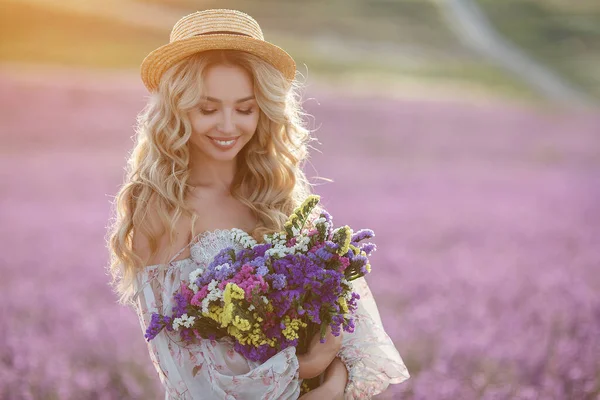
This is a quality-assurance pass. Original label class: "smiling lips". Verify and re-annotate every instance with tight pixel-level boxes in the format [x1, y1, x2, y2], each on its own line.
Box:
[208, 136, 240, 150]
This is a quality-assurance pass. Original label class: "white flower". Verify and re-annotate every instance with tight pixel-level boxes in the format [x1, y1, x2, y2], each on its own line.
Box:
[261, 296, 268, 304]
[231, 228, 257, 249]
[293, 235, 311, 253]
[248, 304, 255, 311]
[189, 268, 202, 282]
[265, 244, 293, 258]
[208, 280, 219, 291]
[314, 217, 326, 225]
[172, 313, 196, 331]
[188, 268, 204, 293]
[201, 297, 211, 314]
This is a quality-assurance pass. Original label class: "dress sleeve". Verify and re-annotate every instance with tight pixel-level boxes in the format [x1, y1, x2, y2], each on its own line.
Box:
[131, 263, 301, 400]
[337, 277, 410, 399]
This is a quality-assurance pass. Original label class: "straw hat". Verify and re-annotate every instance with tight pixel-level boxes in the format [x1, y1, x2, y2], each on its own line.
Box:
[140, 9, 297, 92]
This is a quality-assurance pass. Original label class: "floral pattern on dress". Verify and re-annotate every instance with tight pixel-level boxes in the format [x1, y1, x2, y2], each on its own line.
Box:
[337, 277, 410, 399]
[130, 229, 409, 399]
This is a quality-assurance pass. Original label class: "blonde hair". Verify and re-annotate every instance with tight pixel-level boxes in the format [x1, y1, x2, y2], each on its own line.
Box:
[107, 50, 317, 305]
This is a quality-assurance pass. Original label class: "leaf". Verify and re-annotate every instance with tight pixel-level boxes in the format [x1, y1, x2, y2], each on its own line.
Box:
[320, 322, 328, 341]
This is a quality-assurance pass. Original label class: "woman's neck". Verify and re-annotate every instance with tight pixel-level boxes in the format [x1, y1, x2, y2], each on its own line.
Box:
[187, 155, 237, 194]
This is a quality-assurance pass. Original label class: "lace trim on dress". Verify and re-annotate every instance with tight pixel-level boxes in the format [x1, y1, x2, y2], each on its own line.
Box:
[143, 228, 240, 269]
[189, 228, 242, 267]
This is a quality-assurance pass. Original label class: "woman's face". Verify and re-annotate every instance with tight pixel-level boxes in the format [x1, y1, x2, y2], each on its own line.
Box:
[188, 63, 260, 162]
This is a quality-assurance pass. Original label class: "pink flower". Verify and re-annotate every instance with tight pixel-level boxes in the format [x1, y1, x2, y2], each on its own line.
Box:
[309, 243, 326, 253]
[191, 285, 209, 306]
[337, 256, 350, 272]
[180, 282, 195, 302]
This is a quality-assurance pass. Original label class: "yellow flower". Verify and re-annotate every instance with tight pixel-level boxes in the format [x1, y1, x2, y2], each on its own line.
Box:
[338, 296, 349, 313]
[204, 304, 224, 324]
[227, 325, 240, 338]
[335, 226, 351, 255]
[220, 302, 235, 328]
[223, 283, 245, 304]
[232, 315, 251, 332]
[301, 381, 312, 395]
[281, 316, 308, 341]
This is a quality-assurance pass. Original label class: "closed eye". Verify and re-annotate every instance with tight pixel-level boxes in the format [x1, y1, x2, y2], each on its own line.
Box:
[238, 108, 254, 115]
[200, 109, 217, 115]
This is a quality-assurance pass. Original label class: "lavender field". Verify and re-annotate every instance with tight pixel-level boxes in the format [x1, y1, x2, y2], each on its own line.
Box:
[1, 68, 599, 399]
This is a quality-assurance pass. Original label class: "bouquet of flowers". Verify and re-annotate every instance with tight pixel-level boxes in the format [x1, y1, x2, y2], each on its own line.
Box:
[144, 195, 376, 384]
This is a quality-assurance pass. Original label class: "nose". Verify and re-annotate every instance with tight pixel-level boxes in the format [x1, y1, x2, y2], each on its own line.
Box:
[218, 110, 236, 135]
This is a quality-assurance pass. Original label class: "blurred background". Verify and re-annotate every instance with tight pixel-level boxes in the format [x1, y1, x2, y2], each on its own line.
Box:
[1, 0, 599, 399]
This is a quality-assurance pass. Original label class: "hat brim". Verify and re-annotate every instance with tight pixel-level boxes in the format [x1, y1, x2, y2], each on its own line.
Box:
[140, 34, 296, 92]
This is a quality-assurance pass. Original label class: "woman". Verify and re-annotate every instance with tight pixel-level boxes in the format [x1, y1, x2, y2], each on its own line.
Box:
[108, 9, 409, 399]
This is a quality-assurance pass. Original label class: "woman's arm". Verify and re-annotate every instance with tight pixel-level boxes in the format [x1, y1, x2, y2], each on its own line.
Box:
[297, 326, 343, 379]
[335, 277, 410, 399]
[299, 357, 348, 400]
[322, 357, 349, 399]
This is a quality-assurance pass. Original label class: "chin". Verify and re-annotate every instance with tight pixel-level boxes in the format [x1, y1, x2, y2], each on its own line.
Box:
[207, 150, 242, 162]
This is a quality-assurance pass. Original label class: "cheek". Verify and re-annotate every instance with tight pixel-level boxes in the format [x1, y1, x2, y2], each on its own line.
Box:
[190, 114, 214, 134]
[242, 114, 260, 134]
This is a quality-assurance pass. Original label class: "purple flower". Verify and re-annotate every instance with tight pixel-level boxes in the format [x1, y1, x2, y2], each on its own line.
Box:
[315, 246, 335, 261]
[145, 313, 172, 341]
[251, 243, 272, 257]
[351, 229, 375, 244]
[213, 263, 235, 282]
[343, 318, 355, 334]
[347, 292, 361, 313]
[256, 265, 269, 276]
[234, 342, 279, 363]
[172, 293, 188, 318]
[270, 274, 287, 290]
[360, 242, 377, 255]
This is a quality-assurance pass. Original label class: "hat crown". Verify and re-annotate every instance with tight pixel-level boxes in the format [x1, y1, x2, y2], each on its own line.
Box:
[170, 9, 264, 43]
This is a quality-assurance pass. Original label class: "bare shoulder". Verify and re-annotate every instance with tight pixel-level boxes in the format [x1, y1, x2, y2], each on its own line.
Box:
[131, 197, 192, 267]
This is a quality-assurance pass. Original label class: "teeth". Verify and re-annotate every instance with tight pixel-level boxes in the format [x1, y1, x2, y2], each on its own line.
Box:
[213, 139, 236, 146]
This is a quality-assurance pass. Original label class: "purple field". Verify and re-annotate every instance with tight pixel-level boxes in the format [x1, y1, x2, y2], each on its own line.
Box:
[1, 69, 599, 399]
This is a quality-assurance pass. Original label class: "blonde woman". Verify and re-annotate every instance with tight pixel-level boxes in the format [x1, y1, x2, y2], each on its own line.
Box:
[107, 9, 409, 400]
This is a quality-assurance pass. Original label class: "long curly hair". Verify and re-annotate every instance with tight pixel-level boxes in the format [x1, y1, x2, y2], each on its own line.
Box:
[107, 50, 318, 304]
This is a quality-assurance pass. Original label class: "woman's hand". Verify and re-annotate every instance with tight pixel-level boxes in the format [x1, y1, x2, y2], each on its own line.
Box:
[307, 325, 343, 356]
[297, 326, 343, 379]
[299, 357, 348, 400]
[321, 357, 348, 399]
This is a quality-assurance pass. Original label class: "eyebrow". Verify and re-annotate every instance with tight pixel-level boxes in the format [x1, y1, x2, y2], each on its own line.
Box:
[202, 95, 255, 103]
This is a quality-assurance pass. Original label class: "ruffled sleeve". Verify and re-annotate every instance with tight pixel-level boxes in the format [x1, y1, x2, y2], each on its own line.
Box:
[131, 261, 301, 400]
[337, 277, 410, 399]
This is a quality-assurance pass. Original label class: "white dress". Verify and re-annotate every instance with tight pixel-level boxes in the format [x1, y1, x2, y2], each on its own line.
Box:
[131, 229, 410, 399]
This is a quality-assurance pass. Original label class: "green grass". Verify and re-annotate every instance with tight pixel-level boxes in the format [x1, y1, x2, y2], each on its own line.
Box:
[139, 0, 460, 49]
[138, 0, 539, 100]
[0, 0, 539, 102]
[477, 0, 600, 100]
[270, 31, 540, 101]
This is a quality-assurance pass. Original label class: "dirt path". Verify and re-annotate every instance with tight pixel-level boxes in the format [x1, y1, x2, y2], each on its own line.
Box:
[440, 0, 595, 107]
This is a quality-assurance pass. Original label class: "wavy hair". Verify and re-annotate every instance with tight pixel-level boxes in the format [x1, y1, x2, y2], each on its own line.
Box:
[107, 50, 318, 304]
